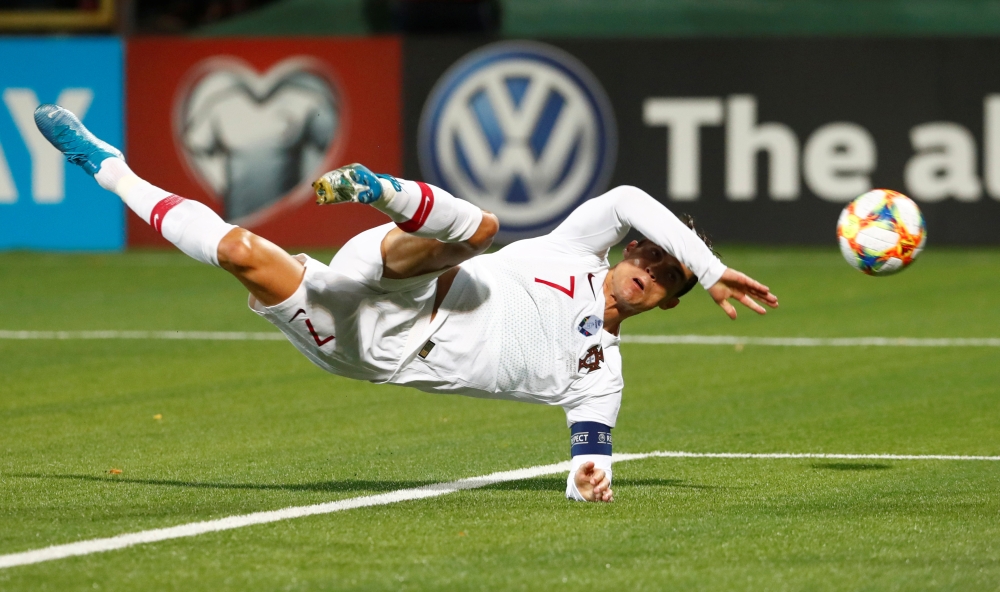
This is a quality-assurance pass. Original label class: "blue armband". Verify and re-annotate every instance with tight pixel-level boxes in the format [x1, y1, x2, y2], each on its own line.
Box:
[570, 422, 612, 456]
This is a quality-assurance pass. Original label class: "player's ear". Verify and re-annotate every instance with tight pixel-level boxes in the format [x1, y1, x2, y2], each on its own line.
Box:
[622, 240, 639, 257]
[658, 297, 680, 310]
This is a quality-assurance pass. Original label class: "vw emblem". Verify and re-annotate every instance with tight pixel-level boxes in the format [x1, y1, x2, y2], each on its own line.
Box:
[174, 56, 343, 225]
[419, 41, 617, 239]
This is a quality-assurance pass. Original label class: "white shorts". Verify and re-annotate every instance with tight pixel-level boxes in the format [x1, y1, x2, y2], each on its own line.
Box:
[249, 224, 620, 428]
[249, 223, 444, 382]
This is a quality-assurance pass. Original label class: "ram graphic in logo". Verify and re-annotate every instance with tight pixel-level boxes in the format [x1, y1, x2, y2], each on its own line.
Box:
[419, 42, 617, 240]
[174, 57, 343, 225]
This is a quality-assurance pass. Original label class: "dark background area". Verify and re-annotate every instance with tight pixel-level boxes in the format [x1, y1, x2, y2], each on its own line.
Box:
[405, 38, 1000, 244]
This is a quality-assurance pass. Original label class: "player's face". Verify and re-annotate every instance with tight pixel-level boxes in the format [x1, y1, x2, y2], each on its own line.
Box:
[611, 240, 695, 313]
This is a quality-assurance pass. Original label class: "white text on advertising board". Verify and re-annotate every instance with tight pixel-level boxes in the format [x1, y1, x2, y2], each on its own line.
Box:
[645, 94, 1000, 203]
[0, 88, 93, 205]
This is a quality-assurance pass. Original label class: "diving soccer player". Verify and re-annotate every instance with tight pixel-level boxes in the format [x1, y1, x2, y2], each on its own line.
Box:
[34, 104, 778, 503]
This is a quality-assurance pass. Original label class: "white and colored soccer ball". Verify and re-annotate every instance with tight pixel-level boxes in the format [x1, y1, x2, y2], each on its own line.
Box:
[836, 189, 926, 276]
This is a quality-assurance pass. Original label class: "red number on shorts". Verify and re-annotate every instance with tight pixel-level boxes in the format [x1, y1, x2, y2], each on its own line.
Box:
[290, 309, 334, 346]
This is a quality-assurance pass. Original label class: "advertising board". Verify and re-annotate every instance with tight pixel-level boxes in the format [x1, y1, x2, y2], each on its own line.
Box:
[126, 37, 401, 248]
[0, 37, 123, 251]
[405, 39, 1000, 244]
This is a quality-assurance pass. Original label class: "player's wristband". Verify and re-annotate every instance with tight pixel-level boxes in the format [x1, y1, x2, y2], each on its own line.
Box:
[570, 421, 612, 456]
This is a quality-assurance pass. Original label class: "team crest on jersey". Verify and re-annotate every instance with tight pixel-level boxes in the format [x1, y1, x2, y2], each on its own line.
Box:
[578, 344, 604, 373]
[577, 315, 603, 337]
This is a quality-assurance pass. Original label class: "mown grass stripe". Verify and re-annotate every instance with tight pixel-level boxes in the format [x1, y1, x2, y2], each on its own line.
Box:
[3, 450, 999, 570]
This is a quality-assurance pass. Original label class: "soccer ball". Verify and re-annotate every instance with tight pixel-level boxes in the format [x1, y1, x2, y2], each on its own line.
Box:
[836, 189, 926, 276]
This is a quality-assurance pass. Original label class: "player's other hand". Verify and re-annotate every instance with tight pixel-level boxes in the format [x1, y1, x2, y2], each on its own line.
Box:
[575, 461, 614, 503]
[708, 268, 779, 320]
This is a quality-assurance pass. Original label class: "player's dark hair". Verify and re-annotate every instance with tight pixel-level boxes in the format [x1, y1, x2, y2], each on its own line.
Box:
[679, 213, 718, 257]
[669, 214, 719, 299]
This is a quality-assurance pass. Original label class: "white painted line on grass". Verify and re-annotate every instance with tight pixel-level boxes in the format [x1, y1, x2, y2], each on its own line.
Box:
[0, 460, 568, 570]
[3, 450, 999, 570]
[2, 331, 1000, 347]
[620, 335, 1000, 347]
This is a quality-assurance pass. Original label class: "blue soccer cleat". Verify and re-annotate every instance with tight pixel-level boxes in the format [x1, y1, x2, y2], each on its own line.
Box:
[33, 103, 123, 176]
[312, 163, 400, 205]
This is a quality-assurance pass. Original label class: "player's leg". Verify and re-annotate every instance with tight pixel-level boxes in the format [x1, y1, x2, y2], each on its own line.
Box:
[34, 104, 303, 306]
[94, 157, 304, 305]
[215, 229, 304, 306]
[378, 215, 499, 280]
[314, 164, 499, 279]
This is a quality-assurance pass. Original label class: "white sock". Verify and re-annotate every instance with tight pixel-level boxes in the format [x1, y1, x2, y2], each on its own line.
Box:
[95, 158, 235, 267]
[370, 179, 483, 243]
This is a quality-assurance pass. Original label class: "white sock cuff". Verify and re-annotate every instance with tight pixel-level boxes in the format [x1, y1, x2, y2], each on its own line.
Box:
[372, 179, 418, 223]
[396, 181, 483, 243]
[93, 157, 134, 193]
[93, 159, 234, 267]
[439, 201, 483, 243]
[158, 199, 236, 267]
[121, 180, 171, 222]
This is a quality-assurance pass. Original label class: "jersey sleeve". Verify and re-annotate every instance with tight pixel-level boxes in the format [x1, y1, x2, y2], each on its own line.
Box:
[547, 186, 727, 290]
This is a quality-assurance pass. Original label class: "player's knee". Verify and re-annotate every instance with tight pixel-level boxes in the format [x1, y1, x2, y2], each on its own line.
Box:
[217, 228, 258, 272]
[482, 211, 499, 238]
[468, 211, 499, 250]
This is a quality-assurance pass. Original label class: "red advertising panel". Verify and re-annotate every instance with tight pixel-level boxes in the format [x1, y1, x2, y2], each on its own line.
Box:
[126, 37, 399, 248]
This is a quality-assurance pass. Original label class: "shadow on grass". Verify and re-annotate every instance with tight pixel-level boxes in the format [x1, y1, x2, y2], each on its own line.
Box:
[483, 477, 729, 492]
[11, 473, 437, 493]
[811, 463, 893, 471]
[13, 474, 729, 494]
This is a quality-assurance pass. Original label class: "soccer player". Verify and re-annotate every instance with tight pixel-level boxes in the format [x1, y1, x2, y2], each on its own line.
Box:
[34, 104, 777, 503]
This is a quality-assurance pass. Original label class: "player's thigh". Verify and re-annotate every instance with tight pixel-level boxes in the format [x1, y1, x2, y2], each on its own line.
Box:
[381, 212, 498, 279]
[380, 229, 454, 279]
[218, 228, 305, 306]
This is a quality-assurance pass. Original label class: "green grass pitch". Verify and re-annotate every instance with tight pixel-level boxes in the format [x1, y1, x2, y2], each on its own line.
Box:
[1, 246, 999, 591]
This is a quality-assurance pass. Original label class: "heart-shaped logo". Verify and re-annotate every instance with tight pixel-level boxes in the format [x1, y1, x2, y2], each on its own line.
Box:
[174, 56, 344, 225]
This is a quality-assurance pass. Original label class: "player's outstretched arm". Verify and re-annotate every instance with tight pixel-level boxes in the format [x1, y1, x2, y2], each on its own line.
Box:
[550, 186, 728, 288]
[566, 422, 615, 502]
[707, 268, 779, 320]
[573, 461, 614, 503]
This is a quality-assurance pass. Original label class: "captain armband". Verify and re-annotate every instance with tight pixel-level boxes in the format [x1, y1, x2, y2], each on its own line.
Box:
[570, 421, 613, 456]
[566, 422, 614, 501]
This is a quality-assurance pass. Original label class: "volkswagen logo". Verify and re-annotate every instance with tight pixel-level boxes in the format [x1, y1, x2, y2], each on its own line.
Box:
[419, 41, 617, 239]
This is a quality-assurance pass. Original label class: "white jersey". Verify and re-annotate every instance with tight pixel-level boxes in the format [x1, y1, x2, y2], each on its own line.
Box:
[389, 185, 727, 426]
[390, 242, 624, 425]
[251, 186, 726, 427]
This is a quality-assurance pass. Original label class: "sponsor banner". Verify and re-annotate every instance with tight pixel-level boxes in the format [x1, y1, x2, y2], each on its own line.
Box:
[405, 39, 1000, 244]
[408, 40, 617, 242]
[126, 38, 400, 248]
[0, 38, 123, 251]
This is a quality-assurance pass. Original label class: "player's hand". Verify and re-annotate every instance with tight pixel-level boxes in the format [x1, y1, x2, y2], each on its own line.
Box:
[574, 461, 614, 503]
[708, 268, 779, 320]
